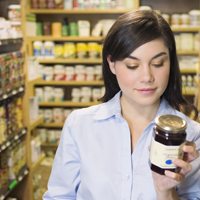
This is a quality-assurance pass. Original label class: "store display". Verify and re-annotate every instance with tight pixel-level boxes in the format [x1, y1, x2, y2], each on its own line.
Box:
[0, 0, 199, 199]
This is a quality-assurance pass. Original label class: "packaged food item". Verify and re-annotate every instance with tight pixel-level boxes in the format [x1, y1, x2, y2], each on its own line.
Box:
[8, 4, 21, 21]
[171, 14, 181, 26]
[54, 65, 66, 80]
[54, 44, 64, 58]
[44, 41, 55, 58]
[76, 43, 88, 58]
[63, 42, 76, 58]
[189, 10, 200, 26]
[150, 114, 187, 175]
[33, 41, 43, 57]
[52, 22, 62, 37]
[78, 20, 90, 36]
[88, 42, 99, 58]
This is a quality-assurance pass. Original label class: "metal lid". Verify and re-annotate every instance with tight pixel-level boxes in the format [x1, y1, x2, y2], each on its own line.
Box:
[155, 114, 187, 133]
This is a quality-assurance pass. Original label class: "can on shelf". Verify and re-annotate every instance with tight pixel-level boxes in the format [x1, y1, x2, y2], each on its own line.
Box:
[150, 114, 187, 175]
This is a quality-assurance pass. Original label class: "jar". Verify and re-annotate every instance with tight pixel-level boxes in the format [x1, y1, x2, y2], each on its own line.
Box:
[189, 10, 200, 26]
[150, 114, 187, 175]
[52, 22, 62, 37]
[33, 41, 43, 57]
[44, 41, 55, 58]
[171, 14, 181, 26]
[8, 4, 21, 21]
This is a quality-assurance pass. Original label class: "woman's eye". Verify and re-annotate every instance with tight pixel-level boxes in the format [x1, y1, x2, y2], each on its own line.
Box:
[152, 62, 164, 67]
[126, 65, 138, 69]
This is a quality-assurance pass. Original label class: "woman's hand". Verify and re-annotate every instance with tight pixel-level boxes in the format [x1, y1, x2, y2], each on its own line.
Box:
[152, 142, 199, 200]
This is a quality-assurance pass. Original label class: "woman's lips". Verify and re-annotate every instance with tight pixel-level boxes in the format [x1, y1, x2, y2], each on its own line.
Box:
[136, 88, 156, 94]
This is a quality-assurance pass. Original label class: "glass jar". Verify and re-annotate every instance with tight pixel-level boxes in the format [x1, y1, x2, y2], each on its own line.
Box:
[150, 114, 187, 175]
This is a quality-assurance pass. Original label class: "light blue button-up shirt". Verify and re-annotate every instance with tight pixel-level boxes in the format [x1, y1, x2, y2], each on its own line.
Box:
[43, 92, 200, 200]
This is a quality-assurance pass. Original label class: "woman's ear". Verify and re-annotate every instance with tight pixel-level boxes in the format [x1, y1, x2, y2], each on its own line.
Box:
[107, 55, 116, 74]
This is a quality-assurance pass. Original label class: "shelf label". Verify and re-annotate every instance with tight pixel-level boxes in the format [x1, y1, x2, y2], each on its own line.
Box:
[12, 90, 17, 95]
[18, 176, 22, 181]
[0, 195, 5, 200]
[1, 144, 6, 151]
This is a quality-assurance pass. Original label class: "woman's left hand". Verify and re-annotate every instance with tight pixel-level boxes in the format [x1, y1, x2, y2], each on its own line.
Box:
[152, 142, 199, 198]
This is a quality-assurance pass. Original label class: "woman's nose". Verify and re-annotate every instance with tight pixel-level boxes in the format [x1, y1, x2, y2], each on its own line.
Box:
[141, 66, 154, 83]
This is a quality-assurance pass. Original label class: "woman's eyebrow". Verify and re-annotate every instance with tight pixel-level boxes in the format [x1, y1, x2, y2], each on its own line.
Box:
[128, 52, 168, 61]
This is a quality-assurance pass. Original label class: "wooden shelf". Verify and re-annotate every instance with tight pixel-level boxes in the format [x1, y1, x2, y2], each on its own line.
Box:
[37, 58, 102, 64]
[0, 128, 27, 153]
[180, 68, 197, 73]
[39, 123, 63, 128]
[0, 166, 29, 200]
[28, 8, 130, 14]
[27, 77, 42, 86]
[172, 26, 200, 32]
[34, 79, 104, 86]
[41, 143, 58, 149]
[182, 88, 196, 95]
[31, 154, 45, 173]
[29, 116, 43, 131]
[39, 101, 100, 107]
[177, 50, 199, 55]
[27, 36, 104, 42]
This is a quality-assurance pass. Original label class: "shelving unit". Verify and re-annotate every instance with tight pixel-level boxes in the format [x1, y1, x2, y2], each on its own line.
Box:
[0, 0, 30, 199]
[9, 0, 199, 199]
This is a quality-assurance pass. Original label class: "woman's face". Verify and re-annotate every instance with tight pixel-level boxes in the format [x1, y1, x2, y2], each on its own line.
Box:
[108, 38, 170, 108]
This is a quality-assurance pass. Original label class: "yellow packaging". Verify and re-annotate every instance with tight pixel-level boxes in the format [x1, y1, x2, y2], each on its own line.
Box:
[54, 44, 64, 58]
[64, 42, 76, 58]
[88, 42, 99, 58]
[76, 43, 88, 58]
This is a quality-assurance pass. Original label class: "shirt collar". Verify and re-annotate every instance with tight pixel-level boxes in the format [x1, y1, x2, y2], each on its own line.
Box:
[94, 92, 122, 120]
[94, 92, 175, 121]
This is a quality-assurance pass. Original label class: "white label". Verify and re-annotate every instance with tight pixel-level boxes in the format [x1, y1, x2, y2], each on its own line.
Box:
[150, 138, 182, 169]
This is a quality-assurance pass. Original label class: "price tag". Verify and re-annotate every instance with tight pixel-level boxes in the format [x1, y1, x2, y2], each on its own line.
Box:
[6, 141, 11, 147]
[3, 94, 7, 99]
[0, 195, 5, 200]
[15, 135, 19, 140]
[12, 90, 17, 95]
[18, 176, 22, 181]
[1, 144, 6, 151]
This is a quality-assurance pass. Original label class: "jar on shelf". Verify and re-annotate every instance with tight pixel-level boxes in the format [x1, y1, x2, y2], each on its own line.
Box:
[8, 4, 21, 21]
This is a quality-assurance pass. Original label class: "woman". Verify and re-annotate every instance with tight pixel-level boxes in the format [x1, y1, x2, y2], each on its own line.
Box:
[43, 10, 200, 200]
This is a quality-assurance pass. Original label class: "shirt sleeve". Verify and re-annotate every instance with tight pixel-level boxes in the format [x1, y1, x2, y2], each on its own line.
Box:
[43, 112, 81, 200]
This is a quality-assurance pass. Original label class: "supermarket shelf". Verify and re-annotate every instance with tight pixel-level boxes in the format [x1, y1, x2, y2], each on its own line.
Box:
[29, 116, 43, 131]
[39, 122, 63, 128]
[31, 154, 45, 173]
[0, 128, 27, 153]
[0, 87, 24, 104]
[180, 68, 197, 74]
[27, 77, 42, 86]
[172, 26, 200, 32]
[28, 8, 130, 14]
[182, 88, 196, 95]
[177, 50, 199, 55]
[0, 38, 23, 54]
[27, 36, 104, 42]
[34, 79, 104, 86]
[37, 58, 102, 64]
[0, 166, 29, 200]
[41, 143, 58, 149]
[39, 101, 100, 107]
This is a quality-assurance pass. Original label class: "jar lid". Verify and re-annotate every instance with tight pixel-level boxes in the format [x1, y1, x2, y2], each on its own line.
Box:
[155, 114, 187, 133]
[8, 4, 21, 9]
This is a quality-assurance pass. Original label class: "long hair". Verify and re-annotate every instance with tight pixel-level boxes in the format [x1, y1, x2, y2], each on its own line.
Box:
[101, 10, 197, 119]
